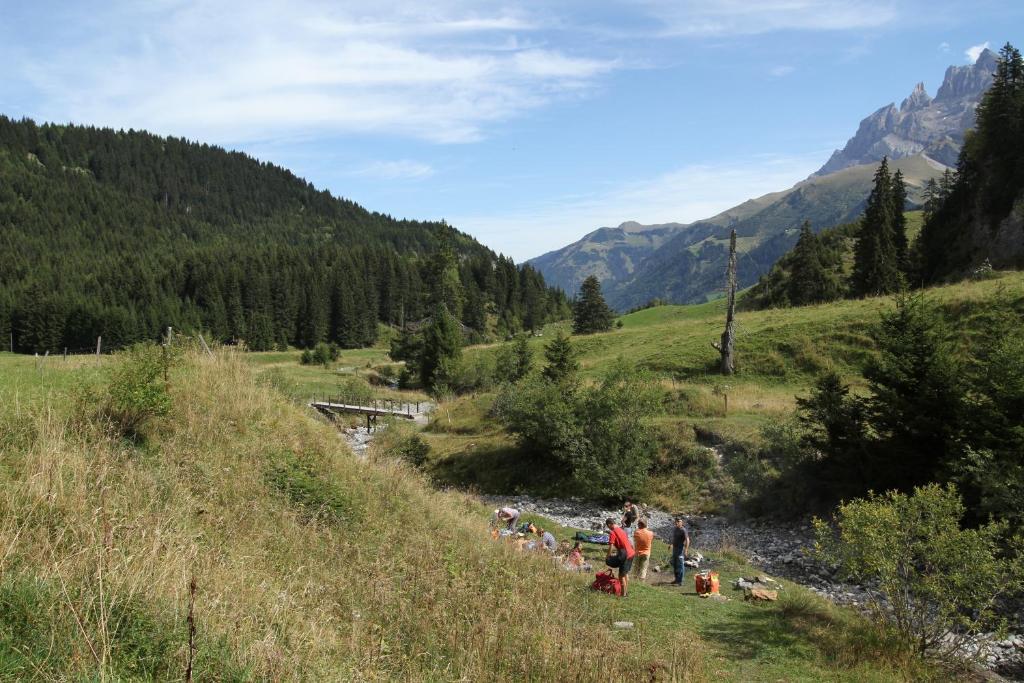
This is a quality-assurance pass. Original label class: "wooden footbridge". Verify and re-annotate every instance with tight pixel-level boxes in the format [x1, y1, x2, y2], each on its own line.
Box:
[309, 395, 429, 430]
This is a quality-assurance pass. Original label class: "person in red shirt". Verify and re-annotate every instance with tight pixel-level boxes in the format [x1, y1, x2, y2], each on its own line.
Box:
[604, 517, 635, 596]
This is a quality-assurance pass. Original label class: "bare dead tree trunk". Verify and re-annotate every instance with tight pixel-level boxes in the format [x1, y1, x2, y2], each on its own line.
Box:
[711, 229, 737, 375]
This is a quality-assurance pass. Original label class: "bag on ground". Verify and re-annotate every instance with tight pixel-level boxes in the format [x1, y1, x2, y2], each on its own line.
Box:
[695, 570, 720, 596]
[591, 570, 623, 596]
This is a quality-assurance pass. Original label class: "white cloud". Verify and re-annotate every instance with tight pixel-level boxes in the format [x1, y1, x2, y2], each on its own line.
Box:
[16, 0, 618, 145]
[938, 41, 950, 53]
[632, 0, 898, 37]
[769, 65, 795, 77]
[965, 41, 990, 63]
[452, 151, 826, 261]
[354, 160, 435, 180]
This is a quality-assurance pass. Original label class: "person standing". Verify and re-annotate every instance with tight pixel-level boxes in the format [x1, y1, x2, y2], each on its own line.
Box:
[605, 517, 635, 596]
[621, 501, 638, 542]
[494, 507, 520, 531]
[669, 518, 690, 587]
[632, 519, 654, 581]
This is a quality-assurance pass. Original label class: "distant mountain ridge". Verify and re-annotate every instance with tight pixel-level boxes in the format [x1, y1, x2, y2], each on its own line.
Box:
[814, 48, 997, 174]
[528, 50, 997, 308]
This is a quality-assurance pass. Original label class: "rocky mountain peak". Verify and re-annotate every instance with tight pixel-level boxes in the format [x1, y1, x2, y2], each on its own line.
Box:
[900, 82, 932, 112]
[813, 50, 997, 176]
[935, 47, 998, 102]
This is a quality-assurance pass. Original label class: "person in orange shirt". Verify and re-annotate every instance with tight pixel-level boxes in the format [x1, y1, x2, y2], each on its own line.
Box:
[632, 519, 655, 581]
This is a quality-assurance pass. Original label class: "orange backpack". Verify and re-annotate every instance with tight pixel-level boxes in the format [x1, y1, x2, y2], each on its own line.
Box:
[695, 571, 720, 596]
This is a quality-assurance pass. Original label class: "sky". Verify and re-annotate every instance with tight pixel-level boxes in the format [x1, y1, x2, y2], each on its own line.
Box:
[0, 1, 1019, 262]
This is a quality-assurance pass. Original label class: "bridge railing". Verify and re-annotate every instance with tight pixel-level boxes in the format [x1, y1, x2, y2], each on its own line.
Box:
[311, 394, 421, 416]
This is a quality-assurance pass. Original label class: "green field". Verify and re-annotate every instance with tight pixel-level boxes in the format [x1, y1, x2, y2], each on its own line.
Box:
[0, 347, 945, 681]
[428, 271, 1024, 508]
[81, 270, 1020, 512]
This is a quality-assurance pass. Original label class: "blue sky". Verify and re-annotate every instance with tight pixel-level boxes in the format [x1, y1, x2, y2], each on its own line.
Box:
[0, 1, 1019, 261]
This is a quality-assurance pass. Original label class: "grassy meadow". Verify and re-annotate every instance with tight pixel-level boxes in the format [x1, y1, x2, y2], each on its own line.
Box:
[234, 270, 1024, 511]
[424, 270, 1024, 509]
[0, 348, 945, 681]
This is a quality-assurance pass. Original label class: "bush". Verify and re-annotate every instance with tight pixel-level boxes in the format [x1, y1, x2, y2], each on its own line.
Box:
[813, 484, 1024, 664]
[390, 434, 431, 468]
[300, 342, 341, 367]
[99, 343, 175, 437]
[336, 376, 374, 405]
[493, 360, 662, 499]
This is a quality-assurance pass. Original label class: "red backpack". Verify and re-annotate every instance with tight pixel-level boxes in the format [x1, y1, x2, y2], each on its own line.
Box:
[591, 570, 623, 596]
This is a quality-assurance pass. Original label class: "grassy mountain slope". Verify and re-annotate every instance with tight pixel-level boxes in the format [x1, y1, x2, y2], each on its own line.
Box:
[0, 349, 940, 681]
[607, 154, 945, 310]
[0, 350, 658, 680]
[422, 271, 1024, 509]
[527, 221, 685, 297]
[527, 154, 944, 309]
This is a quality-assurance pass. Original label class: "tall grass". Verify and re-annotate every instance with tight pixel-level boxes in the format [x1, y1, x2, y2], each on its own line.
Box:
[0, 350, 684, 681]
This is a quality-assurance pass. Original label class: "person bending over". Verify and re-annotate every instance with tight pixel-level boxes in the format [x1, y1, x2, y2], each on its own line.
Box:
[605, 517, 635, 597]
[494, 507, 520, 531]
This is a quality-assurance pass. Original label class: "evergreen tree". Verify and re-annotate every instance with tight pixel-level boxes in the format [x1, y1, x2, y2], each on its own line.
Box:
[541, 331, 579, 385]
[921, 177, 942, 220]
[787, 221, 842, 306]
[852, 157, 903, 297]
[425, 239, 464, 322]
[918, 43, 1024, 281]
[864, 294, 966, 491]
[419, 304, 462, 392]
[496, 334, 533, 383]
[572, 276, 614, 334]
[890, 169, 909, 270]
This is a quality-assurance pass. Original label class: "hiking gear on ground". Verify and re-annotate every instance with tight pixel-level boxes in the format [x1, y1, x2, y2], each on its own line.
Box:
[591, 570, 623, 596]
[695, 571, 720, 596]
[574, 531, 609, 544]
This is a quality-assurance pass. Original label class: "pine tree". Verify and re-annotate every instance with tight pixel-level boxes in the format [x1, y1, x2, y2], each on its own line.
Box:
[572, 276, 614, 334]
[921, 178, 942, 220]
[542, 331, 579, 385]
[419, 303, 462, 392]
[890, 169, 909, 271]
[496, 333, 534, 383]
[425, 240, 464, 322]
[852, 157, 902, 297]
[787, 221, 839, 306]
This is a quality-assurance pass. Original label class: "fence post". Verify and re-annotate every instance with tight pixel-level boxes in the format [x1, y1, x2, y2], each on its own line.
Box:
[96, 336, 102, 360]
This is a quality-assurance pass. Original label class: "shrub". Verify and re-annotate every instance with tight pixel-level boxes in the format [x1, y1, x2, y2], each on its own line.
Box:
[336, 376, 374, 405]
[99, 343, 174, 437]
[390, 434, 431, 468]
[300, 342, 341, 367]
[494, 335, 533, 383]
[493, 360, 662, 499]
[813, 484, 1024, 664]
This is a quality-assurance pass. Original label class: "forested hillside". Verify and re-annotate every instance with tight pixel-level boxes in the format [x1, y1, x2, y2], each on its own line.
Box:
[919, 43, 1024, 280]
[0, 117, 568, 353]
